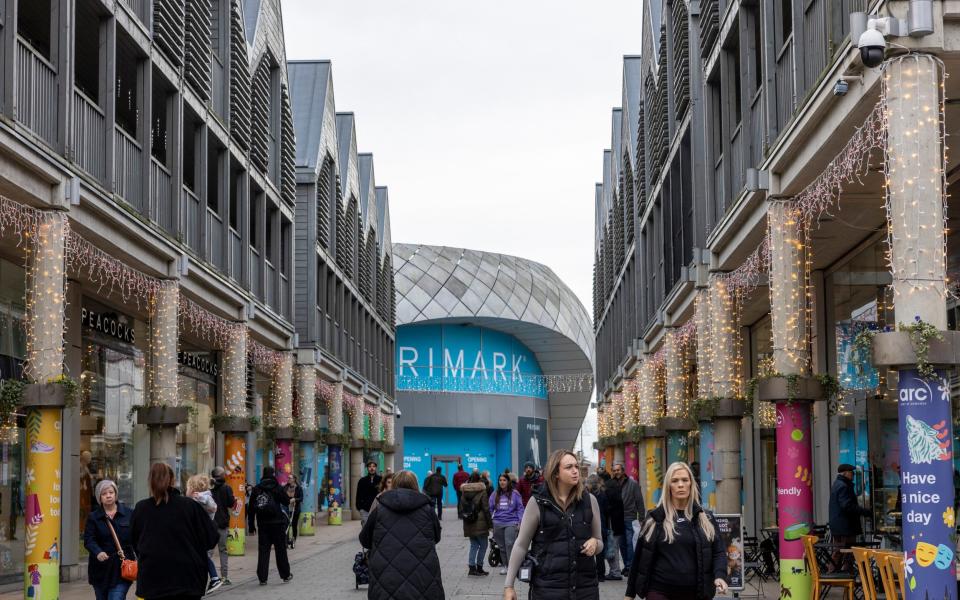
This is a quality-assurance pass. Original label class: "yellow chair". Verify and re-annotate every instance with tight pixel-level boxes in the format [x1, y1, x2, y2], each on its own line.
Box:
[852, 547, 881, 600]
[802, 534, 855, 600]
[886, 553, 906, 599]
[875, 550, 898, 600]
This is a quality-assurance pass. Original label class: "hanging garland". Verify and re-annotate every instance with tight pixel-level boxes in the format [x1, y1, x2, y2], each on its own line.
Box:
[179, 294, 244, 349]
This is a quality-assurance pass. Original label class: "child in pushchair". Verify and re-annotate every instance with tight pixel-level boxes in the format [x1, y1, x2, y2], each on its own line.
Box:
[487, 535, 503, 569]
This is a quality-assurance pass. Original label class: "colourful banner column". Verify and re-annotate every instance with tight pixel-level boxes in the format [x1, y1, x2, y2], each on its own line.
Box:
[275, 439, 293, 485]
[666, 431, 688, 465]
[224, 434, 247, 556]
[299, 442, 316, 536]
[24, 408, 61, 600]
[775, 402, 813, 600]
[318, 447, 328, 510]
[643, 438, 664, 506]
[604, 447, 614, 475]
[327, 444, 344, 525]
[698, 421, 717, 511]
[898, 369, 956, 598]
[624, 442, 639, 481]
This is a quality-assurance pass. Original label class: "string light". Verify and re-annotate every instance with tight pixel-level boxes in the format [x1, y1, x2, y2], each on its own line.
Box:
[768, 200, 811, 375]
[25, 212, 66, 382]
[609, 392, 623, 433]
[221, 324, 248, 417]
[709, 277, 742, 399]
[383, 412, 395, 445]
[318, 380, 345, 435]
[148, 280, 179, 406]
[296, 364, 318, 431]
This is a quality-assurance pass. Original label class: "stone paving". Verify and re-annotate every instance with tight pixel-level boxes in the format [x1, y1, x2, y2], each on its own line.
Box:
[0, 510, 793, 599]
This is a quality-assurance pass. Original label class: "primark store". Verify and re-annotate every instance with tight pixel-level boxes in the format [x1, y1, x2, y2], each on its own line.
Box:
[392, 244, 594, 504]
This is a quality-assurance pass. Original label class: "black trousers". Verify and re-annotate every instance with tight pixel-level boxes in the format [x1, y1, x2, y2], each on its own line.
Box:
[257, 522, 291, 583]
[290, 510, 301, 541]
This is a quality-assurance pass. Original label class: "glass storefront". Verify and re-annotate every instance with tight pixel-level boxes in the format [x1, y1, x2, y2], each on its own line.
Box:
[78, 299, 150, 557]
[176, 350, 219, 491]
[0, 257, 25, 582]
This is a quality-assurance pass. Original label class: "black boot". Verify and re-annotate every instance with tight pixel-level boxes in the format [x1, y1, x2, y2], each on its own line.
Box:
[477, 563, 489, 576]
[468, 566, 478, 576]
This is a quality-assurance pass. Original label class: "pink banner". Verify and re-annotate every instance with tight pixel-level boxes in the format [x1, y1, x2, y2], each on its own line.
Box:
[624, 442, 639, 480]
[275, 439, 293, 485]
[776, 402, 813, 599]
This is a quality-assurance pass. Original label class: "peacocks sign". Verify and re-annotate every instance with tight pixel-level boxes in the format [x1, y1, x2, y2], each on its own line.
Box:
[897, 369, 955, 598]
[396, 324, 547, 399]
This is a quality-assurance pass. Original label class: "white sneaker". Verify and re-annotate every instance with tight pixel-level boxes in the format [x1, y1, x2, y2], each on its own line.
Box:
[499, 568, 507, 575]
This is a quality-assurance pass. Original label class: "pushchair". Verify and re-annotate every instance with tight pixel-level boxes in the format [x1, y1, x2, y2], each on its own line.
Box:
[487, 536, 503, 568]
[353, 550, 370, 588]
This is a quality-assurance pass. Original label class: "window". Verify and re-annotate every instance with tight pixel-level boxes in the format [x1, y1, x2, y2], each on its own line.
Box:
[249, 194, 260, 250]
[229, 167, 242, 231]
[18, 0, 52, 58]
[74, 0, 102, 103]
[116, 33, 142, 138]
[151, 71, 173, 164]
[777, 0, 793, 49]
[207, 143, 222, 215]
[265, 205, 277, 263]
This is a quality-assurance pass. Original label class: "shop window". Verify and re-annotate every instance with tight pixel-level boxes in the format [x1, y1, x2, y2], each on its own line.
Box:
[0, 258, 26, 583]
[78, 300, 149, 560]
[176, 350, 219, 491]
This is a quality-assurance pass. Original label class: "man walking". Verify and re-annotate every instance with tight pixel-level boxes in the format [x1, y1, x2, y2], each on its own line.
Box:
[515, 462, 543, 508]
[210, 467, 236, 585]
[612, 462, 644, 575]
[829, 463, 870, 572]
[356, 460, 382, 526]
[248, 466, 293, 585]
[423, 466, 448, 519]
[453, 463, 469, 518]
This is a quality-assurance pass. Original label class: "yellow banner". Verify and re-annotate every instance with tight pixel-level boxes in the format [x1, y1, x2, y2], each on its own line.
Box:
[24, 408, 61, 600]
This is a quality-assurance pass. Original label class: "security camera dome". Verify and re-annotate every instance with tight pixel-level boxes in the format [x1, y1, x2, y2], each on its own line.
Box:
[858, 28, 886, 68]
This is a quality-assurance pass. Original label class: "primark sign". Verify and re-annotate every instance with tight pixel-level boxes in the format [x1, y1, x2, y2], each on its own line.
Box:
[396, 324, 547, 399]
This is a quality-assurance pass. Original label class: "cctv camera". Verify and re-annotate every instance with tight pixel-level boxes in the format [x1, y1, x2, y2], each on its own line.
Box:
[833, 79, 849, 96]
[858, 28, 886, 68]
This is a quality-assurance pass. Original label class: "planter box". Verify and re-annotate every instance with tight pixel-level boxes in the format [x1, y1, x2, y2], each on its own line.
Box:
[871, 330, 960, 369]
[22, 383, 66, 409]
[714, 398, 747, 417]
[298, 430, 317, 443]
[271, 427, 295, 439]
[322, 433, 349, 446]
[381, 444, 397, 454]
[661, 416, 694, 431]
[212, 416, 252, 433]
[137, 406, 190, 426]
[756, 377, 823, 403]
[637, 425, 665, 439]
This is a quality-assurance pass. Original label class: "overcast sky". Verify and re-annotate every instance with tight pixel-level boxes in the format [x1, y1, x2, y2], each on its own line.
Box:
[282, 0, 643, 455]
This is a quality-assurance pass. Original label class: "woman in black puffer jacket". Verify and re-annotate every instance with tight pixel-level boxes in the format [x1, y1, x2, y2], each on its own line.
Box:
[359, 470, 444, 599]
[624, 461, 728, 600]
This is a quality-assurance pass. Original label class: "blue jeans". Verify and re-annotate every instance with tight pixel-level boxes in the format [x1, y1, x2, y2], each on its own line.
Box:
[432, 494, 443, 519]
[620, 518, 635, 570]
[207, 555, 219, 579]
[469, 534, 488, 567]
[93, 582, 131, 600]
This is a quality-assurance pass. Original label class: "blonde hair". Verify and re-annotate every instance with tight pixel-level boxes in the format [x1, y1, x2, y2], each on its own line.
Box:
[393, 470, 419, 491]
[543, 449, 583, 509]
[186, 474, 211, 494]
[644, 461, 715, 544]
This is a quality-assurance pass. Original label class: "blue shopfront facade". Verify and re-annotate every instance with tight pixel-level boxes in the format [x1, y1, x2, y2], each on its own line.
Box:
[395, 324, 550, 502]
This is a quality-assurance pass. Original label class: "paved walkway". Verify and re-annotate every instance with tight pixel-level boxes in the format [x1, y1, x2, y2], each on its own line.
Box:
[0, 511, 794, 599]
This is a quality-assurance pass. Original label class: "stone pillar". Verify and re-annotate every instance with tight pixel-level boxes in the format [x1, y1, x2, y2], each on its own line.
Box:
[147, 281, 182, 466]
[350, 445, 364, 520]
[663, 331, 691, 465]
[23, 213, 66, 600]
[694, 290, 717, 509]
[884, 54, 954, 599]
[273, 352, 294, 484]
[709, 279, 743, 515]
[217, 325, 249, 555]
[767, 199, 813, 600]
[296, 363, 317, 535]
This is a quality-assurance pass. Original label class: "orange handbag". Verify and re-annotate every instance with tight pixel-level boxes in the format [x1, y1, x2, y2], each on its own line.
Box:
[106, 518, 138, 582]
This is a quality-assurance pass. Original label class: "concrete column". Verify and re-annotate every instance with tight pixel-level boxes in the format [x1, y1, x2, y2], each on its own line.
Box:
[768, 199, 813, 600]
[350, 447, 364, 520]
[219, 325, 249, 555]
[885, 54, 953, 599]
[24, 213, 67, 600]
[709, 279, 742, 514]
[273, 352, 294, 485]
[384, 452, 396, 473]
[222, 326, 247, 416]
[148, 281, 180, 464]
[297, 363, 317, 431]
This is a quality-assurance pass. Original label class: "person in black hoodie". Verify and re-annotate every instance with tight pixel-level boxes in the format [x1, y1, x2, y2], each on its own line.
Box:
[359, 470, 444, 600]
[210, 467, 236, 584]
[248, 466, 293, 585]
[624, 461, 728, 600]
[131, 463, 219, 600]
[356, 460, 382, 526]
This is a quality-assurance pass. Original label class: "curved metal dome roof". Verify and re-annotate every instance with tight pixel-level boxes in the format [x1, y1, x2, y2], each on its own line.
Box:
[393, 243, 595, 450]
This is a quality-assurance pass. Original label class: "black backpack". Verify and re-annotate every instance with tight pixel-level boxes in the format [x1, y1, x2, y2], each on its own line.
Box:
[461, 495, 479, 523]
[252, 485, 282, 521]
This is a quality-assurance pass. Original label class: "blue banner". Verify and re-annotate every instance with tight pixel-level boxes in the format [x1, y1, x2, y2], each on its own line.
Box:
[898, 369, 956, 599]
[396, 324, 547, 398]
[698, 422, 716, 511]
[327, 444, 344, 507]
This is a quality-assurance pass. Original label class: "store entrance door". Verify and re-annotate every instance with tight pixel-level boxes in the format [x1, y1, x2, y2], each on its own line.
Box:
[432, 455, 461, 506]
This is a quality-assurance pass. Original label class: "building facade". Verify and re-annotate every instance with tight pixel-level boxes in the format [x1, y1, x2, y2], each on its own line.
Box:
[392, 244, 593, 502]
[0, 0, 395, 594]
[594, 0, 960, 596]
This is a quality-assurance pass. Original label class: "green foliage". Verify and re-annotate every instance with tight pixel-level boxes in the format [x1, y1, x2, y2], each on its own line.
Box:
[901, 318, 944, 381]
[0, 379, 25, 424]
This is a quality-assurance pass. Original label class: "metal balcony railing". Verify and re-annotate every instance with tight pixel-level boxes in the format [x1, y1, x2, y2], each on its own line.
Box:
[123, 0, 151, 28]
[16, 38, 58, 147]
[183, 186, 201, 250]
[775, 37, 796, 134]
[114, 126, 144, 211]
[72, 90, 106, 182]
[150, 158, 174, 234]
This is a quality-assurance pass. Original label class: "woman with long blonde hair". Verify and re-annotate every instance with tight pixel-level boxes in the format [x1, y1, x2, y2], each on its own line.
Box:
[503, 449, 603, 599]
[624, 461, 728, 600]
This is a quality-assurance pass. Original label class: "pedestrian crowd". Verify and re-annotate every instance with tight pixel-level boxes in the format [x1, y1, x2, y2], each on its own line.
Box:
[357, 452, 731, 600]
[82, 460, 312, 600]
